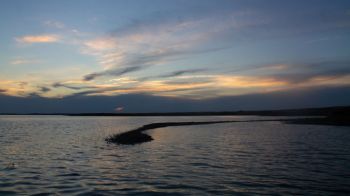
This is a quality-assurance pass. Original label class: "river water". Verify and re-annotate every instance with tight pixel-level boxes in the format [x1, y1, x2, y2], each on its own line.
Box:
[0, 115, 349, 195]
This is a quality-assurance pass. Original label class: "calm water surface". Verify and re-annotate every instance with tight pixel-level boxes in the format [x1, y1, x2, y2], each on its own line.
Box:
[0, 115, 349, 195]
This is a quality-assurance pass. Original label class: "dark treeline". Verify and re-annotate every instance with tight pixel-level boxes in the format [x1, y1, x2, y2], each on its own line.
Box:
[2, 106, 350, 117]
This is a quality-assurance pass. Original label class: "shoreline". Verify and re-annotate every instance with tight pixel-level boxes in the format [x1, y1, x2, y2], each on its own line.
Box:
[1, 106, 349, 117]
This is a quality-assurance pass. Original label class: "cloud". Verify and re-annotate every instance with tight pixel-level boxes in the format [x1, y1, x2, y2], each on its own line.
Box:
[54, 4, 350, 86]
[70, 73, 289, 98]
[44, 20, 65, 29]
[261, 60, 350, 84]
[83, 66, 144, 81]
[0, 80, 31, 96]
[64, 83, 210, 98]
[7, 5, 350, 99]
[80, 73, 98, 81]
[6, 57, 350, 99]
[79, 10, 254, 80]
[82, 43, 227, 81]
[83, 37, 116, 51]
[39, 86, 51, 93]
[138, 68, 208, 81]
[228, 63, 289, 74]
[53, 59, 350, 99]
[10, 57, 40, 65]
[159, 69, 208, 78]
[1, 85, 350, 113]
[15, 34, 60, 43]
[225, 59, 350, 86]
[52, 82, 95, 90]
[213, 75, 288, 88]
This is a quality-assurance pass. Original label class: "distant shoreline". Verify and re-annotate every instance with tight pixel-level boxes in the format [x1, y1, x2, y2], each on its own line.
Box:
[1, 105, 349, 145]
[1, 106, 349, 117]
[103, 106, 350, 145]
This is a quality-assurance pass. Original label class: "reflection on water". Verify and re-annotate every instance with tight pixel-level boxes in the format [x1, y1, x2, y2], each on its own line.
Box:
[0, 115, 349, 195]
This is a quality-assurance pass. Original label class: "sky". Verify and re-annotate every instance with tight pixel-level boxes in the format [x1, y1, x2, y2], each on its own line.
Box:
[0, 0, 350, 112]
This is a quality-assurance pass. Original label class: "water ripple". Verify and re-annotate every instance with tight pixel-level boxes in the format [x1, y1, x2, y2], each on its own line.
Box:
[0, 115, 349, 195]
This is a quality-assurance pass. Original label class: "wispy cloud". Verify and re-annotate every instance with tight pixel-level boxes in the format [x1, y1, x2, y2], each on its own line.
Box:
[83, 66, 145, 81]
[159, 69, 208, 78]
[0, 80, 35, 97]
[62, 74, 289, 98]
[83, 37, 116, 51]
[259, 60, 350, 84]
[39, 86, 51, 93]
[52, 82, 96, 90]
[139, 68, 208, 81]
[6, 4, 350, 99]
[10, 57, 40, 65]
[15, 34, 60, 44]
[79, 10, 261, 81]
[48, 58, 350, 99]
[44, 20, 65, 29]
[226, 59, 350, 85]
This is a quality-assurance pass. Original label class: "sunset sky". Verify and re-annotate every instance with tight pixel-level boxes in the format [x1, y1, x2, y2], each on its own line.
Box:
[1, 0, 350, 112]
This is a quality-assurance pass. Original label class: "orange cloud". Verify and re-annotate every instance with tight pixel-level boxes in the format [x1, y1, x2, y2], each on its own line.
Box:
[299, 75, 350, 87]
[214, 75, 288, 88]
[16, 34, 60, 43]
[0, 80, 33, 96]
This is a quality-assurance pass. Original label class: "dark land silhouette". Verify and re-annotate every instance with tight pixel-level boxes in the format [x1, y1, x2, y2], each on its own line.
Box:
[2, 105, 349, 145]
[71, 105, 350, 117]
[105, 107, 350, 145]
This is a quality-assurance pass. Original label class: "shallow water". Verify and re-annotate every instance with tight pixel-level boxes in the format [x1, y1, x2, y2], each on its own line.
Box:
[0, 115, 349, 195]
